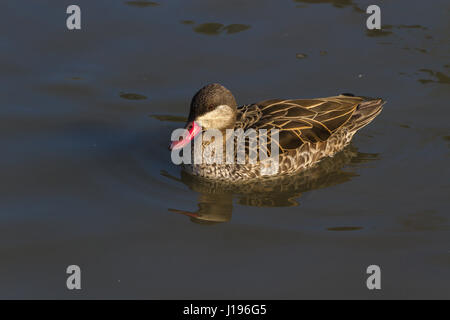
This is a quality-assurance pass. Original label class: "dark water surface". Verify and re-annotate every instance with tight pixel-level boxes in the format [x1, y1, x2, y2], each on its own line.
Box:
[1, 0, 449, 298]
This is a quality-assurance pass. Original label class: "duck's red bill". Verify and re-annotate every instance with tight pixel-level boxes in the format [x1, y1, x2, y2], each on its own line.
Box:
[170, 121, 201, 151]
[168, 208, 199, 218]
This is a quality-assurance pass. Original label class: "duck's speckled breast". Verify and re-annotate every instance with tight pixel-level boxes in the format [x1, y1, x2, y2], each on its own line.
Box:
[182, 129, 355, 181]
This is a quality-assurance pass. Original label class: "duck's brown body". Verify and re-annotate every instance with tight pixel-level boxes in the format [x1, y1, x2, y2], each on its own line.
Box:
[182, 93, 384, 181]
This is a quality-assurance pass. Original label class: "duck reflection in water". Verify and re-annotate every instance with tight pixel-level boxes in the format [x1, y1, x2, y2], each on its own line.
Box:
[163, 145, 379, 224]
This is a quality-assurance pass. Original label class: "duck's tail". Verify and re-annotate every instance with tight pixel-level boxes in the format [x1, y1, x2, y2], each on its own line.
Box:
[347, 98, 385, 132]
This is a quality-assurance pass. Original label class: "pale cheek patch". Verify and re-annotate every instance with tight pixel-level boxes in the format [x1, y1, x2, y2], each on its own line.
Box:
[196, 105, 234, 128]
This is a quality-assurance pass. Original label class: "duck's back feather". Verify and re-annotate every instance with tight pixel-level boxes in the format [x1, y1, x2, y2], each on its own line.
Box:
[236, 95, 384, 153]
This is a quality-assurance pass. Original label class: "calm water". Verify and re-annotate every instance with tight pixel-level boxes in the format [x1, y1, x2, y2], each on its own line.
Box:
[1, 0, 449, 299]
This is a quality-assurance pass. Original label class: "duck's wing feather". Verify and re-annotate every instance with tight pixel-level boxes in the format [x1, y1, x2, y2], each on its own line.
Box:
[237, 95, 364, 152]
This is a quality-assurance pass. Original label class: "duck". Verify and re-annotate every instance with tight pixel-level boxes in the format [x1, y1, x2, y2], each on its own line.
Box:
[169, 83, 384, 181]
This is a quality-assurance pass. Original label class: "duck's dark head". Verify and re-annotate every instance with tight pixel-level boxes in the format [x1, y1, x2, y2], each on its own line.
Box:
[188, 83, 237, 129]
[170, 83, 237, 150]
